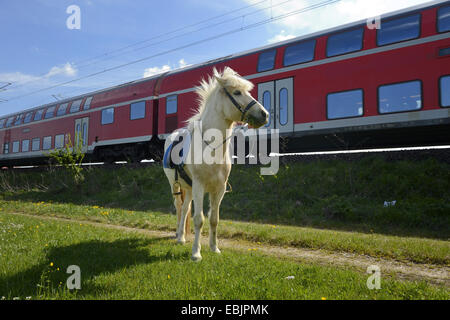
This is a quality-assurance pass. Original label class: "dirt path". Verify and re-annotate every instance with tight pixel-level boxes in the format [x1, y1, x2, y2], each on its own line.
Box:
[9, 212, 449, 287]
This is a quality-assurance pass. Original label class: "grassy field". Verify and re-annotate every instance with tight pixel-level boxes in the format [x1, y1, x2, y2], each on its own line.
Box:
[1, 157, 449, 239]
[0, 157, 449, 299]
[1, 213, 448, 300]
[0, 198, 448, 265]
[0, 157, 448, 265]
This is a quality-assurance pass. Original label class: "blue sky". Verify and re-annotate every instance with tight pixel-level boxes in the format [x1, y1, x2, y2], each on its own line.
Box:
[0, 0, 434, 117]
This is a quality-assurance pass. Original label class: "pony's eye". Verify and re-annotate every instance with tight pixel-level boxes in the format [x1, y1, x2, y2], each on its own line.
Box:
[233, 90, 241, 96]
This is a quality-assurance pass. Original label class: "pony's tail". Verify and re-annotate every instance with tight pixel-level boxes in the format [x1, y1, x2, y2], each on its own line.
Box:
[172, 181, 182, 196]
[173, 184, 191, 236]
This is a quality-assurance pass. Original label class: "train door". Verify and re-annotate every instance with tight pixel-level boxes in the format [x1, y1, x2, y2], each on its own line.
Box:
[3, 129, 11, 155]
[74, 117, 89, 153]
[258, 82, 275, 130]
[257, 78, 294, 134]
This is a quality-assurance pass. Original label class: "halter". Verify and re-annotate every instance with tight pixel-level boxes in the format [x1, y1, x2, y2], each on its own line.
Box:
[222, 87, 258, 122]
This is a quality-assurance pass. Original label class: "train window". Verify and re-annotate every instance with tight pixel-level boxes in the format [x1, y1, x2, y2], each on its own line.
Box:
[3, 143, 9, 154]
[14, 114, 24, 126]
[57, 103, 68, 116]
[34, 109, 44, 121]
[44, 106, 56, 119]
[262, 91, 271, 127]
[22, 139, 29, 152]
[438, 5, 450, 33]
[76, 123, 81, 143]
[84, 97, 93, 110]
[12, 141, 19, 153]
[327, 28, 364, 57]
[43, 136, 52, 150]
[440, 76, 450, 107]
[378, 81, 422, 114]
[82, 123, 87, 146]
[377, 14, 420, 46]
[101, 107, 114, 125]
[32, 138, 40, 151]
[24, 112, 33, 124]
[130, 101, 146, 120]
[0, 119, 5, 129]
[279, 88, 288, 125]
[6, 117, 15, 128]
[70, 100, 82, 113]
[327, 89, 364, 119]
[55, 134, 64, 149]
[257, 49, 277, 72]
[166, 95, 177, 115]
[440, 47, 450, 57]
[284, 40, 316, 66]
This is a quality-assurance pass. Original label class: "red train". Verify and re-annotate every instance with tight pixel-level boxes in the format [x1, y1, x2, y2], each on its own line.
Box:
[1, 1, 449, 166]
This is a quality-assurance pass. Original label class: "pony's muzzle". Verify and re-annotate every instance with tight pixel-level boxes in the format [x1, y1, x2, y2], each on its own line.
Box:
[247, 106, 269, 128]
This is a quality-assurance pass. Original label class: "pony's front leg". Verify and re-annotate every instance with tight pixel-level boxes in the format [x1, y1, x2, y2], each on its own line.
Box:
[191, 181, 205, 261]
[177, 189, 192, 244]
[209, 185, 226, 254]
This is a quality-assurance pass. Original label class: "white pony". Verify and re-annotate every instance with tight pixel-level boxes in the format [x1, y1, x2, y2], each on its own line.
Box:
[163, 67, 268, 261]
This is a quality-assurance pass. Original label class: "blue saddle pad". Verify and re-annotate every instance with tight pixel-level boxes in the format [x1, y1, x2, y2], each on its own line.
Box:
[163, 129, 191, 169]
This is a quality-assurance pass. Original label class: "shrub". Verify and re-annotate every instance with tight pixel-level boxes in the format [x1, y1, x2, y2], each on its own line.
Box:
[48, 134, 85, 184]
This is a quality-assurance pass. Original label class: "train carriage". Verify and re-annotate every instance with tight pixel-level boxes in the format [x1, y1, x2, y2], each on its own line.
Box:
[1, 1, 449, 166]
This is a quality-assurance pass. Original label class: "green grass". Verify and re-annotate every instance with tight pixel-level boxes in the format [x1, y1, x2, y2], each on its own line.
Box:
[0, 157, 449, 265]
[0, 199, 448, 265]
[1, 213, 448, 300]
[1, 157, 449, 239]
[0, 201, 450, 265]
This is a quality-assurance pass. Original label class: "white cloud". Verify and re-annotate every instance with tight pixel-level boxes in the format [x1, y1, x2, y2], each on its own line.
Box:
[45, 62, 77, 78]
[143, 64, 171, 78]
[178, 59, 190, 68]
[0, 72, 40, 84]
[0, 62, 77, 87]
[142, 59, 191, 78]
[268, 30, 296, 44]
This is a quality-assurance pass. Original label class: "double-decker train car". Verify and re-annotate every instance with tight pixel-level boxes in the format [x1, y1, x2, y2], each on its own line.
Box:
[1, 1, 449, 166]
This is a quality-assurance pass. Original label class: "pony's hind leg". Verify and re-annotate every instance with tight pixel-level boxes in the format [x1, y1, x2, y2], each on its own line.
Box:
[177, 189, 192, 244]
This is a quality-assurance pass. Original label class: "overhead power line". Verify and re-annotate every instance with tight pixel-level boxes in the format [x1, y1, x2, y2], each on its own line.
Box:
[0, 82, 12, 91]
[4, 0, 341, 104]
[6, 0, 275, 91]
[71, 0, 296, 71]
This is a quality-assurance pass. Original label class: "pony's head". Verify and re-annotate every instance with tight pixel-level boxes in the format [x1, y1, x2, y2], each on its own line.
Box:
[213, 67, 268, 128]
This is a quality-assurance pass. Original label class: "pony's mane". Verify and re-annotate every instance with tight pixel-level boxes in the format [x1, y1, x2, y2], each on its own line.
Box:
[185, 67, 254, 128]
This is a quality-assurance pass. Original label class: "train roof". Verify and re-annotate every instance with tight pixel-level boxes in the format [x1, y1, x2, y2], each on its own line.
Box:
[163, 0, 448, 77]
[1, 0, 447, 120]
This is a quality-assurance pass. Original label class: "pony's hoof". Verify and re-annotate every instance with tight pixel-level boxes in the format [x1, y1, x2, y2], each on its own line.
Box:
[211, 247, 221, 254]
[191, 254, 202, 262]
[177, 238, 186, 245]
